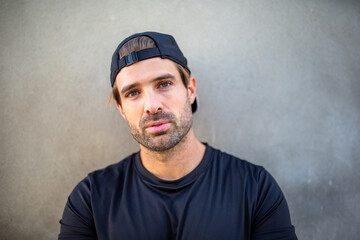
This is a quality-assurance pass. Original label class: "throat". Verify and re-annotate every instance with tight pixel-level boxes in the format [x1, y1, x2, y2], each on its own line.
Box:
[139, 132, 206, 181]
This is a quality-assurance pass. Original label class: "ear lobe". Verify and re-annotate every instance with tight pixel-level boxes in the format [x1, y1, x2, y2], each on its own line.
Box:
[187, 76, 197, 104]
[115, 101, 126, 120]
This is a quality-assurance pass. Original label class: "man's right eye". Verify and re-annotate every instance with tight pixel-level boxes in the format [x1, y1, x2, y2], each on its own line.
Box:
[126, 91, 140, 98]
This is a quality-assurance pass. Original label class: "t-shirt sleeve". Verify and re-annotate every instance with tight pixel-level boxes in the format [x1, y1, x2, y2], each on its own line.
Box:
[58, 176, 97, 240]
[252, 167, 297, 240]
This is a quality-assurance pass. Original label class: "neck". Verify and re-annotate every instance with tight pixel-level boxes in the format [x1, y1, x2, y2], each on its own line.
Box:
[139, 128, 206, 181]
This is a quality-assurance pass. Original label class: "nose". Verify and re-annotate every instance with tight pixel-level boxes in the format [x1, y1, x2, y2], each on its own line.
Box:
[144, 91, 163, 114]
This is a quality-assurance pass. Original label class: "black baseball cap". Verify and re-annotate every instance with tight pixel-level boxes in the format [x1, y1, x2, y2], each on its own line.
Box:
[110, 31, 198, 113]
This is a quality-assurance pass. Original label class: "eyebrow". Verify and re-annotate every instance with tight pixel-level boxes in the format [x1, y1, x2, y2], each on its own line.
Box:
[120, 73, 176, 95]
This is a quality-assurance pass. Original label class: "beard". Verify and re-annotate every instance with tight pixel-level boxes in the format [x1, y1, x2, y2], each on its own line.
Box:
[126, 97, 193, 152]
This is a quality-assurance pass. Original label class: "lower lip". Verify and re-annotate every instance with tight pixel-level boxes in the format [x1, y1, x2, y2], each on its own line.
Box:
[146, 122, 170, 133]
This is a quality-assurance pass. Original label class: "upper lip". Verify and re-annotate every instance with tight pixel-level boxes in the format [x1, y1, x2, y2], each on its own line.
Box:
[144, 120, 170, 128]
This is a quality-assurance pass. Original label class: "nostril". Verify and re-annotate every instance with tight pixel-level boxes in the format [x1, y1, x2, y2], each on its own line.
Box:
[144, 93, 163, 114]
[145, 105, 163, 114]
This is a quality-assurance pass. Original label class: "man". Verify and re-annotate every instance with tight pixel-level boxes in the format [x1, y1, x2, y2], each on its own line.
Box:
[59, 32, 297, 240]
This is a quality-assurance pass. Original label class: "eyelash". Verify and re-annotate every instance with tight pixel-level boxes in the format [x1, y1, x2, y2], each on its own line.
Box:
[125, 90, 140, 98]
[125, 81, 173, 98]
[159, 81, 172, 88]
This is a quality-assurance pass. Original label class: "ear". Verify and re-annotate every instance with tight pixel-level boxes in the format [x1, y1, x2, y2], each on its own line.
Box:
[187, 76, 197, 104]
[115, 101, 127, 120]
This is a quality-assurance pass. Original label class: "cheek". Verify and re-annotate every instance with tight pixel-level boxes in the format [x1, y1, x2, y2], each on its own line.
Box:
[174, 92, 189, 107]
[123, 109, 142, 127]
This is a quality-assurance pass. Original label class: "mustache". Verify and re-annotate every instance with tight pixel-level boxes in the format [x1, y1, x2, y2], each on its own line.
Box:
[140, 112, 176, 128]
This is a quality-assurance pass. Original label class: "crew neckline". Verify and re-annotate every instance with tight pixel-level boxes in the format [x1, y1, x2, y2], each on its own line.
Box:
[133, 143, 213, 190]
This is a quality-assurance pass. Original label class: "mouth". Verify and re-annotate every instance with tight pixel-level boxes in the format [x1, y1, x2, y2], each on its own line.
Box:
[144, 120, 171, 134]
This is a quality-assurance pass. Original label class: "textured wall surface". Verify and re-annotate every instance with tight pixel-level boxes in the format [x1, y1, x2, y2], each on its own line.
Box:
[1, 0, 359, 239]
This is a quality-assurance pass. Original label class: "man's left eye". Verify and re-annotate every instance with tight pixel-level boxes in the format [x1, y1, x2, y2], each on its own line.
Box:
[159, 82, 171, 88]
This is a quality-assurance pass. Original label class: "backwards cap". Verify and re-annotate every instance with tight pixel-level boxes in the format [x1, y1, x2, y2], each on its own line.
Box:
[110, 31, 197, 112]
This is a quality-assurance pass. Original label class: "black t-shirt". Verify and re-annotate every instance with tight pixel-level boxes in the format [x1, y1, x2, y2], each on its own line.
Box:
[59, 144, 297, 240]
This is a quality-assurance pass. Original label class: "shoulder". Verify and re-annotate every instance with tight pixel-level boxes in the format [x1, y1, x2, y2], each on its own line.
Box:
[206, 145, 282, 199]
[71, 152, 137, 195]
[208, 144, 268, 180]
[89, 152, 136, 180]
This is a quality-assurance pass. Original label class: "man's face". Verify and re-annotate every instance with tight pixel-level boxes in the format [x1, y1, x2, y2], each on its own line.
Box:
[115, 58, 196, 151]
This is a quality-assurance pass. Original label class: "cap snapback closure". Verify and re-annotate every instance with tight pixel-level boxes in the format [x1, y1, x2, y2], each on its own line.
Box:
[124, 51, 138, 66]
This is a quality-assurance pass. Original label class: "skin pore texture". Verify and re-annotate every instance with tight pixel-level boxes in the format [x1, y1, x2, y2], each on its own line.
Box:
[115, 57, 205, 181]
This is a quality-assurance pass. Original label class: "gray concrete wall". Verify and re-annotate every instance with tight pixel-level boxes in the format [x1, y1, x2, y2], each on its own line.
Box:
[1, 0, 359, 239]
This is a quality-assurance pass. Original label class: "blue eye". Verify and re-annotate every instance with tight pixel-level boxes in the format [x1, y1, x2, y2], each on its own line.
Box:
[126, 91, 140, 98]
[159, 81, 171, 88]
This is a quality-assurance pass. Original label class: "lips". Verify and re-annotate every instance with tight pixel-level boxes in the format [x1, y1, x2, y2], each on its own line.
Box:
[144, 120, 171, 134]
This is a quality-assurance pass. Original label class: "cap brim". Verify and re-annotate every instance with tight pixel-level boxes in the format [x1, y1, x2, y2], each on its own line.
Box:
[191, 96, 198, 113]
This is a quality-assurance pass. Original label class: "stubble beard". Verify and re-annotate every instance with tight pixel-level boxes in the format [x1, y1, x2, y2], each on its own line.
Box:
[127, 98, 193, 152]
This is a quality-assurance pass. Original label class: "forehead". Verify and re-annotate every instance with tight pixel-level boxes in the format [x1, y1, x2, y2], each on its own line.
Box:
[115, 57, 181, 89]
